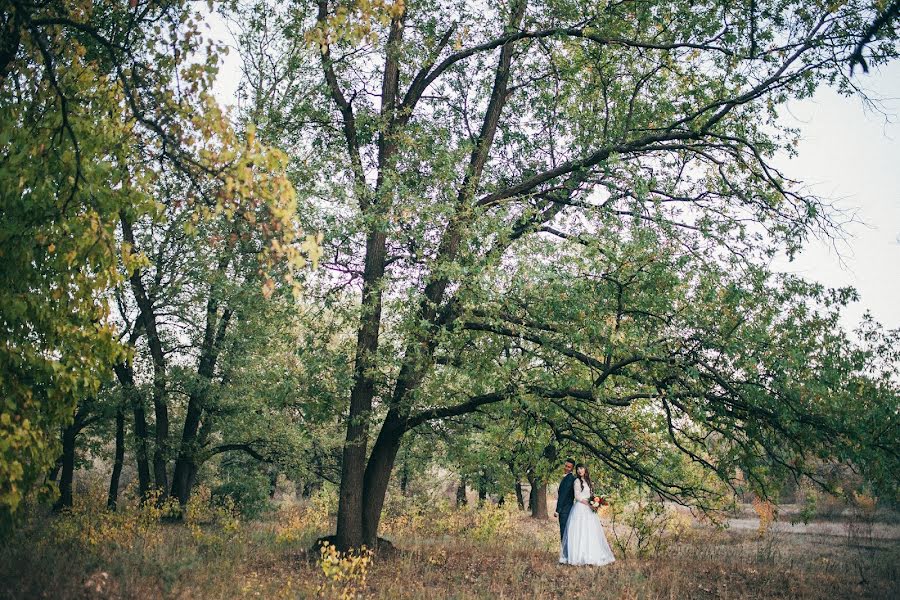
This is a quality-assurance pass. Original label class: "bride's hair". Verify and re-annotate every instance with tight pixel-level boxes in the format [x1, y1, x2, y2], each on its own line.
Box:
[575, 463, 592, 493]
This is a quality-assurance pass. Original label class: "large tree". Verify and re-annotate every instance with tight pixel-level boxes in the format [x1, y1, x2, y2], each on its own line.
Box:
[226, 0, 900, 550]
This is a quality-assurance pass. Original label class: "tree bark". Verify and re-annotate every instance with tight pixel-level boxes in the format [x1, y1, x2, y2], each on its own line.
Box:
[360, 412, 404, 545]
[336, 233, 387, 548]
[178, 412, 214, 506]
[107, 403, 125, 510]
[528, 475, 548, 519]
[150, 375, 168, 494]
[170, 406, 202, 504]
[456, 478, 467, 507]
[515, 480, 525, 510]
[113, 361, 151, 498]
[329, 0, 404, 550]
[171, 294, 231, 506]
[328, 1, 528, 549]
[52, 407, 86, 511]
[52, 421, 78, 511]
[346, 0, 527, 549]
[120, 213, 169, 495]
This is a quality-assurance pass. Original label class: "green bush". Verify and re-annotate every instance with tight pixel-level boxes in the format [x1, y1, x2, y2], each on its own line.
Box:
[211, 459, 273, 519]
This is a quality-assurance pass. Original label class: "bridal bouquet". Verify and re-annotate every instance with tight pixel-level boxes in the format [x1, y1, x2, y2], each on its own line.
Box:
[589, 495, 607, 512]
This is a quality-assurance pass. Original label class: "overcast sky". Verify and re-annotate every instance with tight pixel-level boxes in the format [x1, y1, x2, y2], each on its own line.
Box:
[210, 19, 899, 331]
[771, 61, 900, 331]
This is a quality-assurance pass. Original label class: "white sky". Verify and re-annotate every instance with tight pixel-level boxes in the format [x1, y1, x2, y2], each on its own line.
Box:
[771, 61, 900, 331]
[210, 17, 899, 331]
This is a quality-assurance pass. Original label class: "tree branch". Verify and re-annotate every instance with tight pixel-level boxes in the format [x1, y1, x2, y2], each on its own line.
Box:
[207, 442, 272, 463]
[849, 0, 900, 74]
[401, 23, 734, 115]
[405, 390, 511, 430]
[316, 0, 367, 197]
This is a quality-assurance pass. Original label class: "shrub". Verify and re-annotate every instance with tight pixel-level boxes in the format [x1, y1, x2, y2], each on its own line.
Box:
[469, 500, 515, 542]
[607, 496, 691, 558]
[317, 541, 372, 599]
[752, 498, 777, 538]
[274, 503, 328, 545]
[378, 492, 517, 543]
[212, 465, 273, 519]
[53, 482, 173, 553]
[847, 491, 877, 548]
[185, 485, 242, 549]
[794, 481, 818, 525]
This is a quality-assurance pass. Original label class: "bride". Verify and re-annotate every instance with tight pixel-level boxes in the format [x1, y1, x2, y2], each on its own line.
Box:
[559, 463, 616, 566]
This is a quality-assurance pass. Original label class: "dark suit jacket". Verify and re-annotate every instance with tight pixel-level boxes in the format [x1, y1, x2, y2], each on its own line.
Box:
[555, 473, 575, 515]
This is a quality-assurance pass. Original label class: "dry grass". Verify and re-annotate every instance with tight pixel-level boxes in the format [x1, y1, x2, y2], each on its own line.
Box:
[1, 496, 897, 600]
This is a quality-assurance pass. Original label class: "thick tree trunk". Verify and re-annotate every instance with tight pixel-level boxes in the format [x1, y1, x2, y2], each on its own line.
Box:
[192, 415, 215, 484]
[185, 464, 199, 501]
[107, 404, 125, 510]
[528, 476, 548, 519]
[360, 412, 404, 545]
[52, 420, 78, 511]
[350, 0, 527, 546]
[478, 475, 487, 505]
[170, 403, 201, 505]
[268, 468, 279, 499]
[515, 480, 525, 510]
[176, 413, 211, 506]
[332, 1, 404, 542]
[335, 257, 384, 549]
[317, 0, 406, 551]
[456, 479, 467, 507]
[150, 376, 169, 495]
[130, 397, 152, 498]
[53, 407, 88, 511]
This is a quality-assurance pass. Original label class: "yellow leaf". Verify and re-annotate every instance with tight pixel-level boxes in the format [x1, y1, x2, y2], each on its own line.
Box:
[262, 278, 275, 299]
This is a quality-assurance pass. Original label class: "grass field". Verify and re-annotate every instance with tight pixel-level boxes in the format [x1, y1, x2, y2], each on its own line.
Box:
[2, 491, 897, 599]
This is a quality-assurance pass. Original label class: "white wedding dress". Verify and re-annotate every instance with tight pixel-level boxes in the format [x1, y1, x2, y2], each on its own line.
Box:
[559, 478, 616, 566]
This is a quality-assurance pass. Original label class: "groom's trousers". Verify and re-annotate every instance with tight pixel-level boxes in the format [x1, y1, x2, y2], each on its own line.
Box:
[558, 509, 571, 557]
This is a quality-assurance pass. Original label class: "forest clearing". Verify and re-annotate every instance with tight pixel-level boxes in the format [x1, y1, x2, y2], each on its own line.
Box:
[3, 482, 899, 599]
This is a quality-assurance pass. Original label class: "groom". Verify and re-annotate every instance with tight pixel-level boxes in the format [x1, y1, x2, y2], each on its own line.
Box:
[553, 458, 576, 559]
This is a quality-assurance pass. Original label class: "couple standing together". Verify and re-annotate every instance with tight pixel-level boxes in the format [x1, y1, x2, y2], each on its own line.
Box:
[554, 458, 616, 566]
